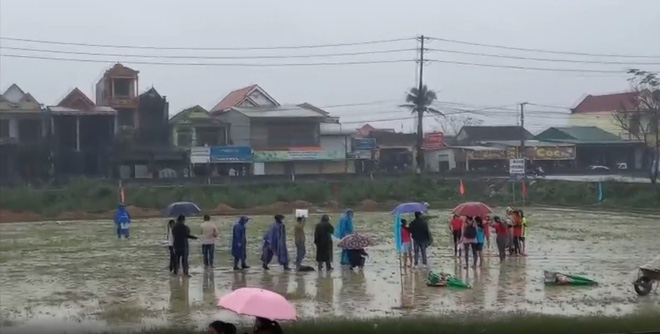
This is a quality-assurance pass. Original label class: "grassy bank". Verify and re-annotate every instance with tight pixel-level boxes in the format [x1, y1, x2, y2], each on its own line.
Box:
[1, 177, 659, 218]
[105, 314, 660, 334]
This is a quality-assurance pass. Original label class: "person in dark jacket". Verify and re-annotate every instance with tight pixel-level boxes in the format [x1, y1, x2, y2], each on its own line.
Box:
[172, 214, 197, 276]
[408, 211, 432, 266]
[314, 214, 334, 271]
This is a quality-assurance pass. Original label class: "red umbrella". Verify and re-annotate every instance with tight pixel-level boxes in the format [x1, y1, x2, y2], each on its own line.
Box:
[452, 202, 493, 217]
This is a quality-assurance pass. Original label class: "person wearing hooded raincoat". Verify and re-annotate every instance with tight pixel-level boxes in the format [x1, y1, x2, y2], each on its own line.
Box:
[335, 209, 354, 265]
[231, 216, 250, 270]
[314, 214, 334, 271]
[261, 214, 290, 271]
[114, 204, 131, 238]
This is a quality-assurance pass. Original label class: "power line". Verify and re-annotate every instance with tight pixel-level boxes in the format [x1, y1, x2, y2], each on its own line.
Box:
[0, 53, 414, 67]
[428, 36, 660, 59]
[428, 59, 630, 74]
[427, 48, 660, 66]
[0, 46, 416, 60]
[0, 36, 415, 51]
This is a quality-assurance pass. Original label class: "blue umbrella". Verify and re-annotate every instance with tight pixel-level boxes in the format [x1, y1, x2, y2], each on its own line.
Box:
[164, 202, 202, 217]
[390, 202, 429, 215]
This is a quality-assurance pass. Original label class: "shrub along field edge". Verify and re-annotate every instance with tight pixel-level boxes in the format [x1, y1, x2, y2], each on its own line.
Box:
[0, 177, 658, 218]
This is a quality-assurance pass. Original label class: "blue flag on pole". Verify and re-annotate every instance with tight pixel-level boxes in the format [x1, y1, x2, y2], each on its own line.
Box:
[597, 182, 604, 202]
[393, 213, 402, 253]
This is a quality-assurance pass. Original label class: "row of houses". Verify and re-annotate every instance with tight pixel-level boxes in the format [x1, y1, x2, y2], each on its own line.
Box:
[0, 63, 381, 184]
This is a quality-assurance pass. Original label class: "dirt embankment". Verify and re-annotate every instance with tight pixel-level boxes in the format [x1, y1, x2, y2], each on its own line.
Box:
[0, 199, 393, 223]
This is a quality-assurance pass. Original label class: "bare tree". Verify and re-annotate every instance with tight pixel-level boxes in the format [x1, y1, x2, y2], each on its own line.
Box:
[434, 115, 483, 135]
[612, 69, 659, 183]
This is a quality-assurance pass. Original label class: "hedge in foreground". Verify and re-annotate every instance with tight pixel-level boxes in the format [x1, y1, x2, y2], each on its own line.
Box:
[101, 314, 659, 334]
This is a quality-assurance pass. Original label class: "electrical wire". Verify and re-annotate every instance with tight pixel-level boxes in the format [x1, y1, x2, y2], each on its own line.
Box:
[427, 59, 631, 74]
[428, 36, 660, 59]
[0, 46, 416, 60]
[0, 36, 416, 51]
[426, 48, 660, 66]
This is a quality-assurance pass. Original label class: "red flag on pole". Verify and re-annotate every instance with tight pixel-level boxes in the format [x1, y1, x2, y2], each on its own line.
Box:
[119, 180, 125, 204]
[521, 181, 527, 198]
[459, 179, 465, 196]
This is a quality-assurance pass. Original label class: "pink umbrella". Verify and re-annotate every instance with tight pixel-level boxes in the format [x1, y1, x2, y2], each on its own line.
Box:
[217, 287, 297, 321]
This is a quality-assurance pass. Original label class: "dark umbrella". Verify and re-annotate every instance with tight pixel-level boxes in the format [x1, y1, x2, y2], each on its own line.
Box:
[164, 202, 202, 217]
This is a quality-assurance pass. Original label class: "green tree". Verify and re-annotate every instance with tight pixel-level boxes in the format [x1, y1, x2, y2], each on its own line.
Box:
[400, 85, 443, 172]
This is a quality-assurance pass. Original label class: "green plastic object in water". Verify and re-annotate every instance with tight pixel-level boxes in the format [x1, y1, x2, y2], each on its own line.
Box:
[543, 271, 598, 286]
[427, 271, 471, 288]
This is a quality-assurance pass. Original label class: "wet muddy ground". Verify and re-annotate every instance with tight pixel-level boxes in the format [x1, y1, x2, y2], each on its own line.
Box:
[0, 208, 659, 333]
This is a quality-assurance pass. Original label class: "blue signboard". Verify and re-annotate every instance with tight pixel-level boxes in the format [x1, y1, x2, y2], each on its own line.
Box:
[210, 146, 252, 162]
[353, 138, 376, 150]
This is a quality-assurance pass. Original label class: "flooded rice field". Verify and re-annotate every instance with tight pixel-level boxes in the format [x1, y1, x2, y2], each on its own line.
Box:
[1, 208, 659, 333]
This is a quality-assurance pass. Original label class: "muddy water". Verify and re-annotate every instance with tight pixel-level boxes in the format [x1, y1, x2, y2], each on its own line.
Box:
[0, 208, 659, 333]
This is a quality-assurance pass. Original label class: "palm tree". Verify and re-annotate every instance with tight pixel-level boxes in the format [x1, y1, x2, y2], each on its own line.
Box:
[400, 85, 443, 173]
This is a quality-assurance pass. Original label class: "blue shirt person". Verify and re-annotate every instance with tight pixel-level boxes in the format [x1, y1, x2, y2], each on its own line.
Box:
[114, 204, 131, 239]
[335, 209, 354, 265]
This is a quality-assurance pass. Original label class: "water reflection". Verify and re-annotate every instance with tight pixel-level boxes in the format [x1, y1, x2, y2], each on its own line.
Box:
[202, 270, 216, 307]
[169, 276, 190, 315]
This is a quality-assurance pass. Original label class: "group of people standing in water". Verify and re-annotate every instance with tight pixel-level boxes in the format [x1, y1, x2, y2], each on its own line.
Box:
[448, 207, 528, 268]
[161, 209, 358, 275]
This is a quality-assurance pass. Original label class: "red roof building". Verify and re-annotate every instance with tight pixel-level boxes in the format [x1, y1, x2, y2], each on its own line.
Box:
[209, 84, 279, 115]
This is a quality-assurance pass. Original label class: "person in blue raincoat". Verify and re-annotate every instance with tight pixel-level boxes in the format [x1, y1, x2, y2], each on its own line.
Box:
[335, 209, 354, 265]
[114, 204, 131, 239]
[261, 214, 291, 271]
[231, 216, 250, 270]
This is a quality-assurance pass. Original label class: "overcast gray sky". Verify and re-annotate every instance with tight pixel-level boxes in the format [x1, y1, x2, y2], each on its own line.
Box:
[1, 0, 659, 133]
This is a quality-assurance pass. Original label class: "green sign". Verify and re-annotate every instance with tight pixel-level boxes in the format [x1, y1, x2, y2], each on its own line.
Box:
[253, 150, 344, 162]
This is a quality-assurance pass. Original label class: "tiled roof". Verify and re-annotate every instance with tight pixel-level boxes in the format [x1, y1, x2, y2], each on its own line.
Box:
[209, 84, 257, 114]
[536, 126, 629, 144]
[231, 105, 326, 118]
[572, 91, 639, 113]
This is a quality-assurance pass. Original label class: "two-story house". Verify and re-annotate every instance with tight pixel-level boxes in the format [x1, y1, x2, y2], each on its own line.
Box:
[217, 105, 342, 176]
[48, 88, 117, 177]
[170, 105, 246, 176]
[0, 84, 49, 184]
[95, 63, 139, 130]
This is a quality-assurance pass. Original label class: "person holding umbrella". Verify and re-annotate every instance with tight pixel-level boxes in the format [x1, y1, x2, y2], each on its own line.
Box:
[172, 214, 198, 276]
[261, 214, 291, 271]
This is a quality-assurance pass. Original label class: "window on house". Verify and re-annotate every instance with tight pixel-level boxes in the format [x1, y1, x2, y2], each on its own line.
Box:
[0, 120, 9, 138]
[17, 119, 42, 143]
[267, 123, 318, 147]
[113, 78, 132, 97]
[177, 128, 193, 147]
[196, 127, 227, 147]
[117, 108, 134, 127]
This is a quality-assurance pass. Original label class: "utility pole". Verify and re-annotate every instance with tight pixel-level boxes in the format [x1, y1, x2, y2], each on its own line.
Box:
[520, 102, 528, 206]
[415, 35, 426, 174]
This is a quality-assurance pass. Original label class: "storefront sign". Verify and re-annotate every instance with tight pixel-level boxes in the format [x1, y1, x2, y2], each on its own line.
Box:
[253, 149, 345, 162]
[190, 147, 210, 164]
[348, 150, 372, 159]
[529, 146, 575, 160]
[467, 149, 508, 160]
[509, 158, 525, 175]
[422, 132, 444, 150]
[210, 146, 252, 162]
[353, 138, 376, 150]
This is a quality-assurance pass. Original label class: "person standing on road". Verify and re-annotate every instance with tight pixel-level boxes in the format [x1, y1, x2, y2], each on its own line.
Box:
[231, 216, 250, 270]
[200, 214, 219, 268]
[261, 214, 291, 271]
[492, 216, 508, 261]
[314, 214, 334, 271]
[172, 214, 198, 276]
[114, 204, 131, 239]
[408, 211, 432, 267]
[294, 216, 307, 271]
[335, 209, 355, 266]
